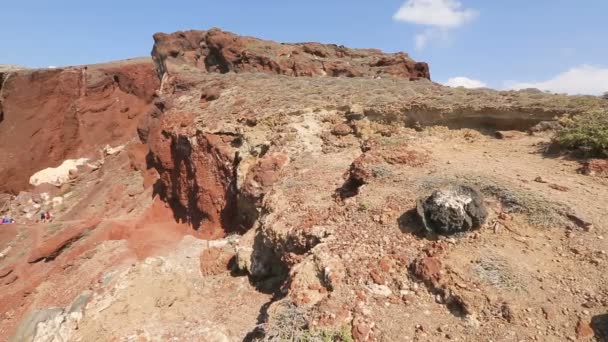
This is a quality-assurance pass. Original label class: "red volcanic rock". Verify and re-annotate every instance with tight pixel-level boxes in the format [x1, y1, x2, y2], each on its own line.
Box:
[581, 159, 608, 177]
[199, 85, 222, 103]
[331, 123, 352, 136]
[152, 28, 430, 81]
[3, 273, 18, 286]
[348, 153, 383, 185]
[412, 257, 442, 285]
[575, 319, 594, 339]
[126, 143, 158, 189]
[242, 152, 289, 204]
[148, 120, 241, 237]
[0, 266, 13, 279]
[0, 59, 159, 194]
[28, 221, 99, 263]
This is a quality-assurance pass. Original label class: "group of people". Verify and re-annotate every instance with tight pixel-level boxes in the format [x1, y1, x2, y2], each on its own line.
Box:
[40, 211, 52, 223]
[0, 212, 53, 224]
[1, 217, 15, 224]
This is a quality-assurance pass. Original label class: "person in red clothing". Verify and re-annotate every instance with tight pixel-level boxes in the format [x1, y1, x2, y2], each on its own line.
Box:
[45, 211, 51, 222]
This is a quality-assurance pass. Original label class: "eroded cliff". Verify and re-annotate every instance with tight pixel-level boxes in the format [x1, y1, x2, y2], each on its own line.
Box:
[0, 58, 159, 193]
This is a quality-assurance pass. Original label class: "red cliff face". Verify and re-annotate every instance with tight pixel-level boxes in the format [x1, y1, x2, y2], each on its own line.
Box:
[0, 59, 160, 193]
[147, 123, 241, 239]
[151, 28, 430, 80]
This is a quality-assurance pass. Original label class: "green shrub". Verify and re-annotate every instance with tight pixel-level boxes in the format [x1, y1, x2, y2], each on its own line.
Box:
[555, 110, 608, 157]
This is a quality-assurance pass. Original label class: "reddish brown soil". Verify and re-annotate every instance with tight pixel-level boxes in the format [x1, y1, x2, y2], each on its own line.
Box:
[0, 196, 197, 338]
[0, 224, 18, 248]
[106, 198, 197, 259]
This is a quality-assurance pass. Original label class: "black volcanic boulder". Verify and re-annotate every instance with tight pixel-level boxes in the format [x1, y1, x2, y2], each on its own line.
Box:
[417, 185, 487, 235]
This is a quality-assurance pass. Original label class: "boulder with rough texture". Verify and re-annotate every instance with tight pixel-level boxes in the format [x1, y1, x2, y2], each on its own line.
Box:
[152, 28, 430, 81]
[416, 186, 487, 235]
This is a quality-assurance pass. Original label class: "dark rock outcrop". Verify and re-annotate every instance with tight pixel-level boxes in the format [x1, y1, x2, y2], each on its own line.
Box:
[152, 28, 430, 81]
[417, 186, 487, 235]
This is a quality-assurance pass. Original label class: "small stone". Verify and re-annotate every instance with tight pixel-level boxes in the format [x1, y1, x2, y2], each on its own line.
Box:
[411, 257, 442, 285]
[502, 303, 516, 323]
[575, 319, 593, 339]
[331, 123, 352, 136]
[369, 270, 386, 285]
[590, 258, 602, 266]
[565, 212, 594, 231]
[549, 183, 569, 192]
[495, 130, 524, 139]
[367, 284, 392, 297]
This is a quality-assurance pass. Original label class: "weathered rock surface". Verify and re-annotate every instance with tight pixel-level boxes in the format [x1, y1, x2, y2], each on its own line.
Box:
[152, 28, 430, 80]
[147, 125, 242, 238]
[417, 186, 487, 235]
[27, 222, 96, 263]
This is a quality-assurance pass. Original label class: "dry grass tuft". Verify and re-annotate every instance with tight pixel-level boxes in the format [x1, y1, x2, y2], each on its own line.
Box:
[262, 301, 353, 342]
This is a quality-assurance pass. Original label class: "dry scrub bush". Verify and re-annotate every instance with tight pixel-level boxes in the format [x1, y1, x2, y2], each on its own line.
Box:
[263, 302, 353, 342]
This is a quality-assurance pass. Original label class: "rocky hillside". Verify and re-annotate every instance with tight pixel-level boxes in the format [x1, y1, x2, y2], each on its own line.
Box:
[0, 29, 607, 341]
[151, 28, 430, 80]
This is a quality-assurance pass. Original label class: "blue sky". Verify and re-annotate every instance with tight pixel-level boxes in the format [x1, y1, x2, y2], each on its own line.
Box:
[2, 0, 607, 94]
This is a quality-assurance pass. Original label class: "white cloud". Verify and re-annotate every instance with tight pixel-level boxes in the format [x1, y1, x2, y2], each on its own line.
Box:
[393, 0, 478, 28]
[393, 0, 478, 49]
[506, 65, 608, 95]
[415, 32, 430, 50]
[443, 76, 487, 89]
